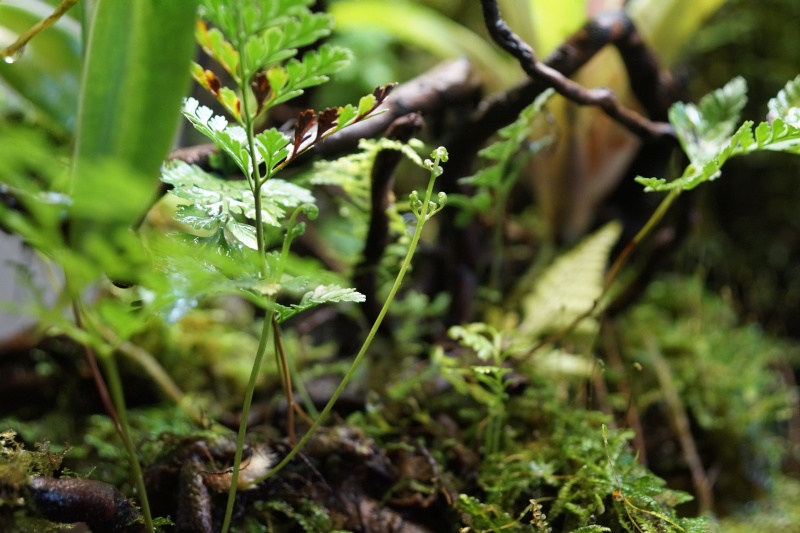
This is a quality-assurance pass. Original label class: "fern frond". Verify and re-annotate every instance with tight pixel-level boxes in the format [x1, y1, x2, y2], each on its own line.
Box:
[638, 75, 800, 192]
[518, 221, 622, 338]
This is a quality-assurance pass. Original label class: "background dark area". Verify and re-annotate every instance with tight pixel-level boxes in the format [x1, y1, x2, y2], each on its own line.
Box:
[678, 0, 800, 336]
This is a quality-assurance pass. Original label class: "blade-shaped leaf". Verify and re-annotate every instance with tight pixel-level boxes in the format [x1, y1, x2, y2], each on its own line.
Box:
[71, 0, 200, 251]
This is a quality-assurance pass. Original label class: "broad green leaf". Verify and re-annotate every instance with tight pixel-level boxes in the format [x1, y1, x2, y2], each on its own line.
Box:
[144, 234, 262, 322]
[518, 221, 622, 338]
[71, 0, 200, 249]
[227, 221, 259, 250]
[175, 204, 223, 231]
[275, 284, 365, 322]
[0, 2, 82, 132]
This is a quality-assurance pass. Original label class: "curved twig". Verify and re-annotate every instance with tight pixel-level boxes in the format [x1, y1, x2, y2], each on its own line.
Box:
[479, 0, 674, 142]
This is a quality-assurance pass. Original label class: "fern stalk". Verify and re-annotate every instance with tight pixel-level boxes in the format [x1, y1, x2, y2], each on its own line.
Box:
[220, 23, 273, 532]
[605, 188, 680, 287]
[74, 304, 155, 532]
[245, 149, 449, 487]
[100, 353, 155, 532]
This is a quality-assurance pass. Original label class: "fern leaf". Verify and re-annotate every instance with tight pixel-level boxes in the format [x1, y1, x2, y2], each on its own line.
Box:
[448, 323, 498, 362]
[181, 98, 253, 174]
[271, 44, 352, 106]
[242, 11, 334, 80]
[275, 284, 365, 322]
[768, 74, 800, 127]
[518, 221, 622, 338]
[638, 76, 800, 192]
[669, 76, 747, 167]
[161, 161, 314, 249]
[195, 20, 240, 77]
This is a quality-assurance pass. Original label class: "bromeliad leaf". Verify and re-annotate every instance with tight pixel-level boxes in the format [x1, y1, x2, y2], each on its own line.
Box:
[275, 284, 365, 322]
[161, 161, 315, 248]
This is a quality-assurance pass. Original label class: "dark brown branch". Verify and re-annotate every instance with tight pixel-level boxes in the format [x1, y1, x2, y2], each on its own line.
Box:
[315, 58, 480, 157]
[478, 0, 674, 142]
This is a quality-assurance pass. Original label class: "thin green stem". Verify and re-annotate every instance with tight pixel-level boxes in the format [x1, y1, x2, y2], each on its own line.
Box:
[1, 0, 79, 61]
[220, 27, 272, 533]
[100, 352, 154, 532]
[220, 304, 273, 533]
[605, 188, 681, 287]
[73, 303, 155, 532]
[245, 125, 269, 279]
[288, 337, 320, 419]
[273, 317, 297, 444]
[246, 152, 446, 487]
[521, 187, 682, 360]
